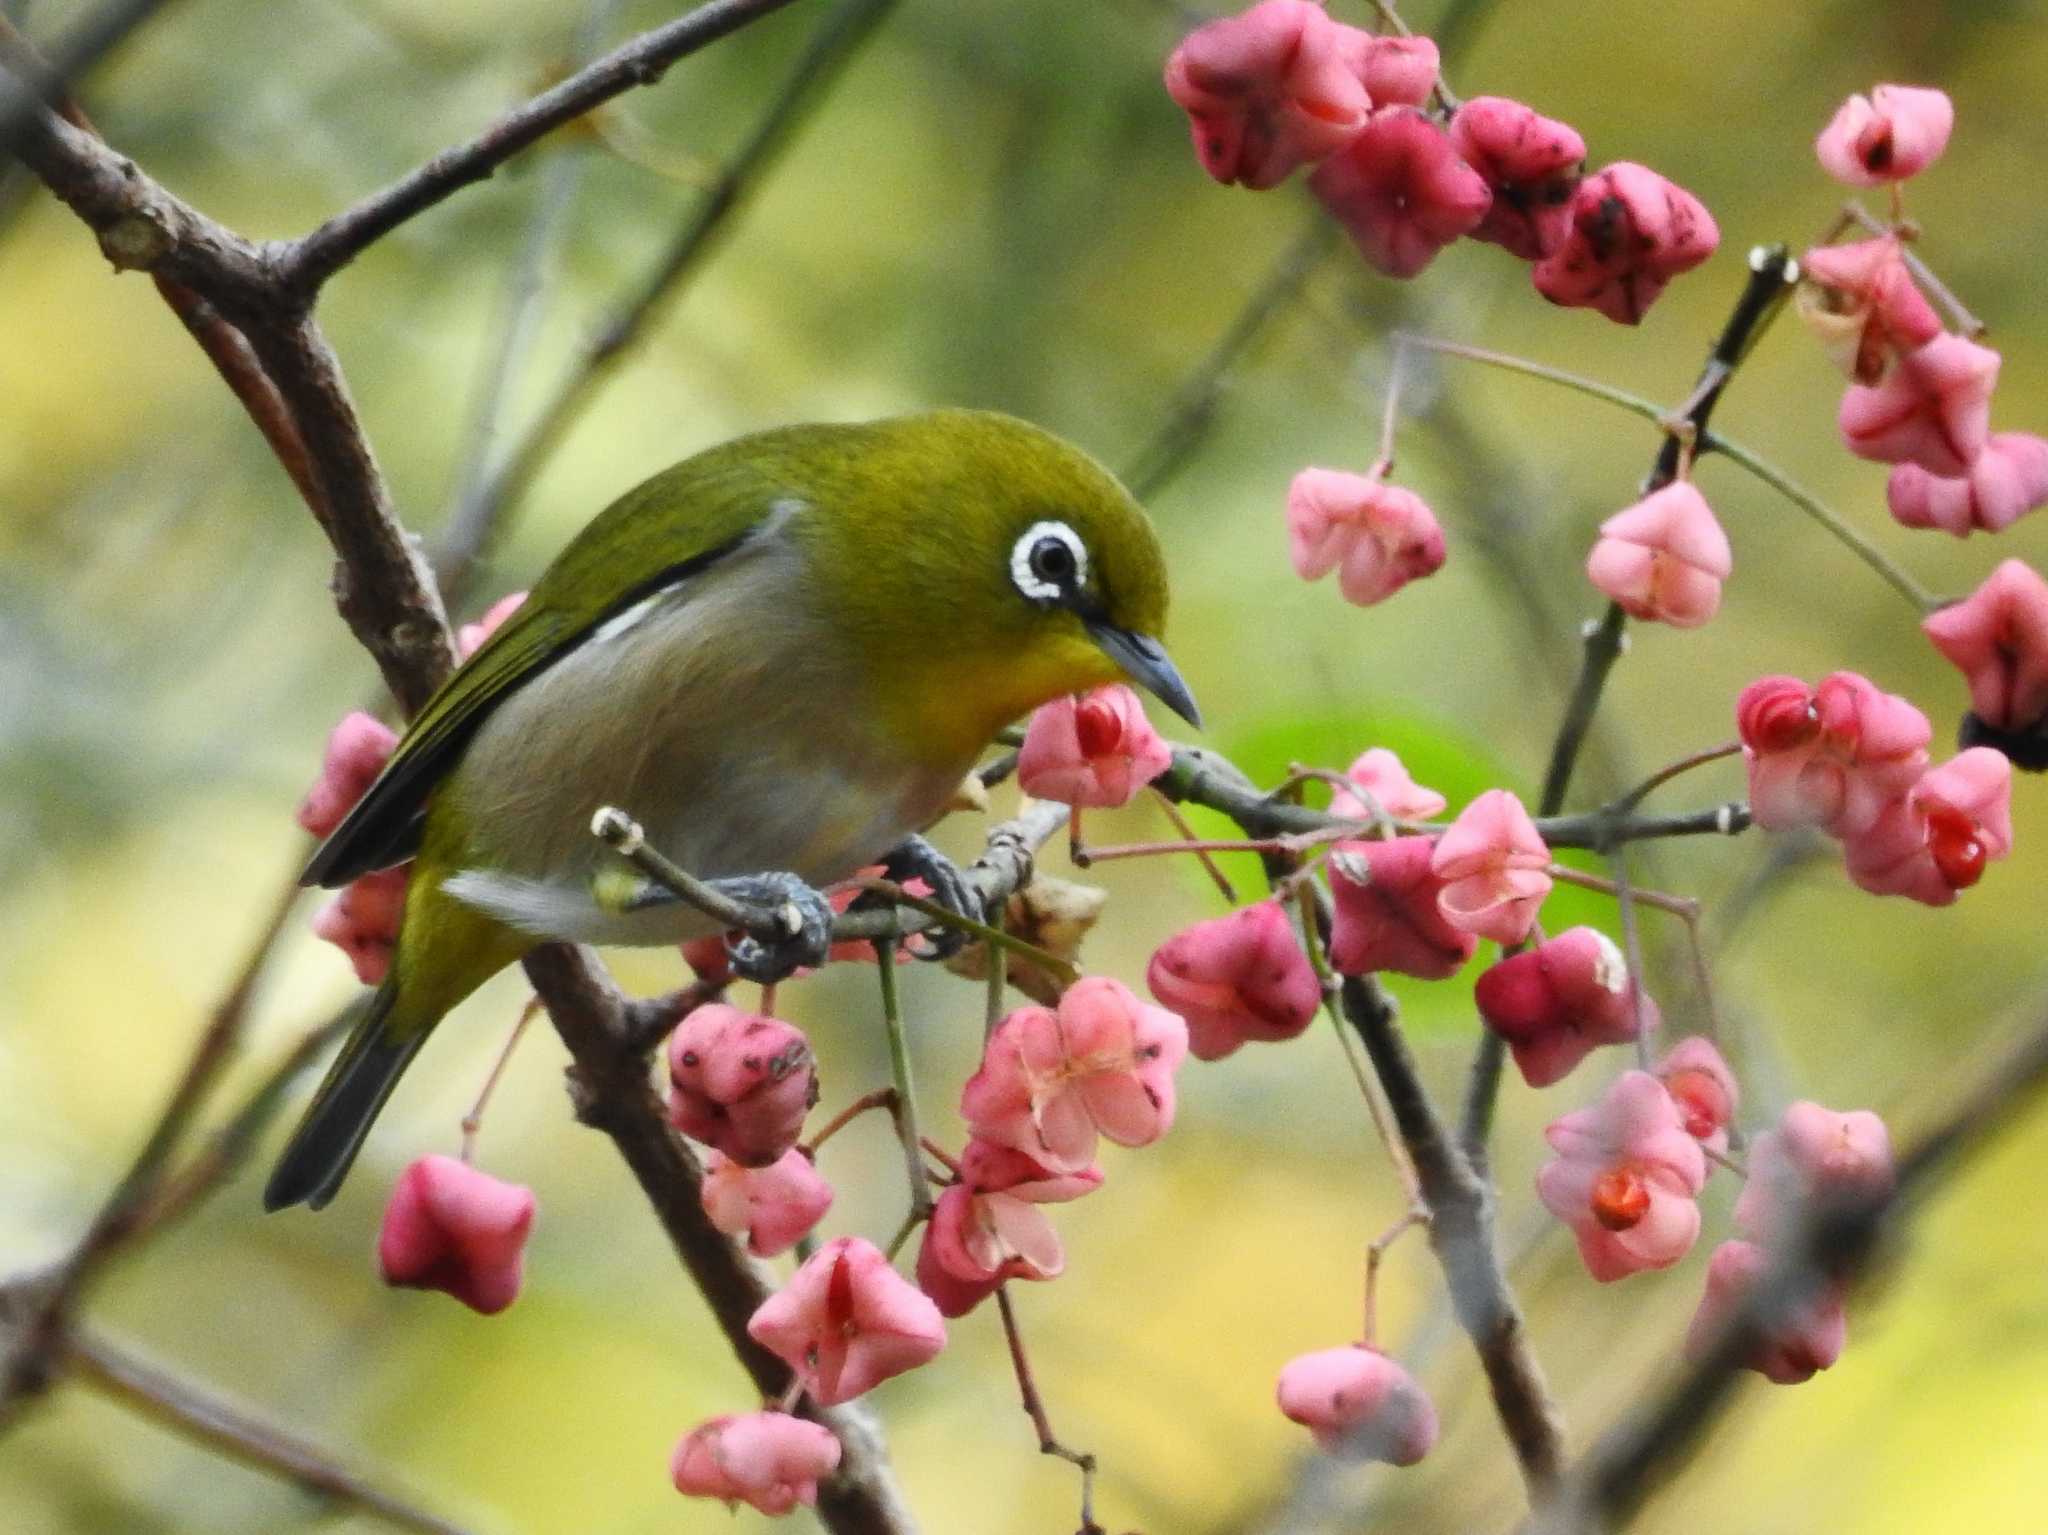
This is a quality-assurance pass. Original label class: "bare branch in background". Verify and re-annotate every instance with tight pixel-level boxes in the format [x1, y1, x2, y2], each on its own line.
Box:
[63, 1329, 476, 1535]
[464, 0, 899, 551]
[280, 0, 810, 294]
[0, 871, 302, 1415]
[1532, 1006, 2048, 1535]
[1122, 216, 1340, 501]
[0, 0, 178, 154]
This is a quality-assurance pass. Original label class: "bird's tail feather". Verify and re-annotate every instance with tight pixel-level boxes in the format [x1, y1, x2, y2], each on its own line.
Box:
[264, 984, 425, 1213]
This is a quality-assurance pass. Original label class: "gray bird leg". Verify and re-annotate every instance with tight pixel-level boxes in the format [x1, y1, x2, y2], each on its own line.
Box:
[710, 872, 836, 983]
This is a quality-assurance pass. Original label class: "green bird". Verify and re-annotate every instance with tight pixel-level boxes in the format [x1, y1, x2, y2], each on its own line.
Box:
[265, 409, 1199, 1212]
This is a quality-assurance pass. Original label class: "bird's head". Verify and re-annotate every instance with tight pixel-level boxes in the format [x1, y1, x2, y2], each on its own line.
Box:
[798, 410, 1199, 762]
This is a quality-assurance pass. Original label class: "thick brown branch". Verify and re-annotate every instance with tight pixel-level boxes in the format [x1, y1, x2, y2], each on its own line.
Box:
[151, 274, 320, 505]
[239, 315, 454, 711]
[525, 946, 917, 1533]
[4, 97, 272, 294]
[2, 31, 443, 696]
[1338, 979, 1566, 1495]
[5, 6, 922, 1523]
[281, 0, 808, 293]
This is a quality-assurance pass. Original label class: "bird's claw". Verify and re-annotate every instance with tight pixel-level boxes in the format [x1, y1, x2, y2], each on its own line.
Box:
[714, 872, 836, 984]
[874, 834, 983, 961]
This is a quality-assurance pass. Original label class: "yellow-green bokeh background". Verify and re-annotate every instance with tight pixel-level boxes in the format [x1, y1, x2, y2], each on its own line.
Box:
[5, 0, 2047, 1531]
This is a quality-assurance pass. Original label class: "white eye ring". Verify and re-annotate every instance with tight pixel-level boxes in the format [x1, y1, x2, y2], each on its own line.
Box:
[1010, 520, 1087, 603]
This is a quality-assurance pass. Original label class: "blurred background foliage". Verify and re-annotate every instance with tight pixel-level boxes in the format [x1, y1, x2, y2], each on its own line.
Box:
[4, 0, 2048, 1530]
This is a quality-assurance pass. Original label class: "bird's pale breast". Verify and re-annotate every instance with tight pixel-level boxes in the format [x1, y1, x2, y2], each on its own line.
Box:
[436, 534, 967, 945]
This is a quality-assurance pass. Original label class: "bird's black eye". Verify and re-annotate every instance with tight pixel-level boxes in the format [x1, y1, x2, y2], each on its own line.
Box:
[1009, 520, 1089, 603]
[1029, 536, 1076, 585]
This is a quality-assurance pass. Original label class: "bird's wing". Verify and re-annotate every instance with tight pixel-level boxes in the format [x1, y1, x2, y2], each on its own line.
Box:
[301, 450, 802, 889]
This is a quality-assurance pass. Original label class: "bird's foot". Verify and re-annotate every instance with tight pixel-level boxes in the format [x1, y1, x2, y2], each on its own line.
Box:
[868, 834, 984, 960]
[710, 872, 836, 984]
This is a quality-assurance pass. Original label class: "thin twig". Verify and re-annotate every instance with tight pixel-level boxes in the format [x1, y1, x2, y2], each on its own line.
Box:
[0, 18, 320, 507]
[1537, 603, 1631, 828]
[996, 1289, 1104, 1535]
[1540, 859, 1726, 1041]
[985, 938, 1008, 1037]
[1338, 978, 1565, 1495]
[1271, 814, 1559, 1492]
[1609, 741, 1742, 815]
[1845, 200, 1986, 339]
[1149, 785, 1239, 902]
[1702, 1145, 1748, 1179]
[874, 944, 933, 1235]
[1456, 247, 1804, 1165]
[1073, 830, 1341, 866]
[851, 876, 1079, 985]
[1373, 333, 1407, 475]
[802, 1087, 898, 1158]
[1390, 338, 1935, 612]
[1295, 883, 1423, 1209]
[1703, 431, 1937, 611]
[533, 946, 918, 1532]
[1393, 277, 1936, 613]
[591, 805, 783, 934]
[460, 998, 542, 1163]
[433, 63, 597, 594]
[1153, 743, 1750, 853]
[1544, 864, 1700, 922]
[1362, 1208, 1429, 1349]
[1676, 905, 1724, 1043]
[1607, 846, 1654, 1066]
[590, 805, 1078, 983]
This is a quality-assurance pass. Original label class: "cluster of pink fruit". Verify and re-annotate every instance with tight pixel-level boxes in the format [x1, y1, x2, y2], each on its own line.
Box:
[1164, 0, 1717, 318]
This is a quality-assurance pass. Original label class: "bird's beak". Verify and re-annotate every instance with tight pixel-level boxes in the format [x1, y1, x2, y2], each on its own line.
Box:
[1087, 623, 1203, 730]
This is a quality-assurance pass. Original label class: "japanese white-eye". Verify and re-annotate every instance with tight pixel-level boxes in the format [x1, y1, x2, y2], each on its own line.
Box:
[265, 409, 1199, 1211]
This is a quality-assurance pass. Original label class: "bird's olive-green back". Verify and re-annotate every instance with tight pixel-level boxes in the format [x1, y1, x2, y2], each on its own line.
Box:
[302, 409, 1171, 885]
